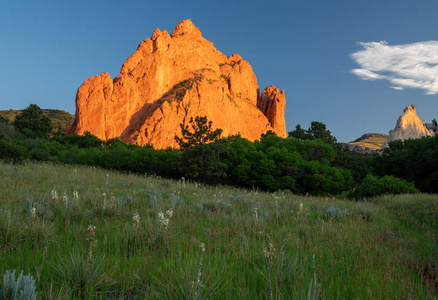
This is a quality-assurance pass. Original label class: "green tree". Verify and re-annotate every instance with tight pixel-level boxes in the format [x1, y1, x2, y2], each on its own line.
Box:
[13, 104, 52, 135]
[287, 124, 308, 141]
[178, 141, 228, 184]
[288, 121, 337, 144]
[175, 116, 223, 149]
[307, 121, 337, 144]
[374, 136, 438, 193]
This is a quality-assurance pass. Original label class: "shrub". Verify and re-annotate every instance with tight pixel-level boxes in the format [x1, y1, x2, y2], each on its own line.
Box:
[0, 115, 8, 124]
[0, 269, 38, 300]
[54, 252, 116, 296]
[0, 139, 28, 162]
[349, 174, 419, 200]
[322, 206, 349, 221]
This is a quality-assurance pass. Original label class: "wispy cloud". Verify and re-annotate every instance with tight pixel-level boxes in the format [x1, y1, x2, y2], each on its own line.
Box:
[350, 41, 438, 95]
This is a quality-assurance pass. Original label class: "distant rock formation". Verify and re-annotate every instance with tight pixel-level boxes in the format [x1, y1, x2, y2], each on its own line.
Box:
[66, 20, 287, 149]
[381, 105, 434, 149]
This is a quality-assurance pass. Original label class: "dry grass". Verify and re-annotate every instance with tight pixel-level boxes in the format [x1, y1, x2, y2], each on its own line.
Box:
[348, 133, 388, 150]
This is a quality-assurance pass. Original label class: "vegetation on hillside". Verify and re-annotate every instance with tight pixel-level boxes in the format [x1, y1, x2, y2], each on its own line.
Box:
[13, 104, 53, 136]
[0, 107, 74, 133]
[374, 137, 438, 193]
[0, 104, 436, 196]
[0, 162, 436, 299]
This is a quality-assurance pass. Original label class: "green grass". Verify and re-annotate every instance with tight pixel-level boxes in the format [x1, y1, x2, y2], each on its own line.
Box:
[0, 162, 437, 299]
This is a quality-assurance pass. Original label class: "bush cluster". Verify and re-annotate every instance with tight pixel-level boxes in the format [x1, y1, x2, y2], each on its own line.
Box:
[348, 174, 419, 200]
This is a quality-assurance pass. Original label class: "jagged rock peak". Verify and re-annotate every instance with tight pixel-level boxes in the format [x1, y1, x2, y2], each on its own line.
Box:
[66, 20, 287, 149]
[171, 19, 201, 37]
[381, 104, 433, 149]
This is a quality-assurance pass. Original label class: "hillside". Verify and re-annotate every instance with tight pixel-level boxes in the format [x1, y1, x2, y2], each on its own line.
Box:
[348, 133, 388, 150]
[0, 108, 74, 132]
[0, 161, 436, 298]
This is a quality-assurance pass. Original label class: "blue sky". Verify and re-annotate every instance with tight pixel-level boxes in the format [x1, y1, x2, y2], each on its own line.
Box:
[1, 0, 437, 142]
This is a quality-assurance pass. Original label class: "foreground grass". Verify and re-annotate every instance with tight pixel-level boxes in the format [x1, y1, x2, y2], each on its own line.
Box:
[0, 162, 437, 299]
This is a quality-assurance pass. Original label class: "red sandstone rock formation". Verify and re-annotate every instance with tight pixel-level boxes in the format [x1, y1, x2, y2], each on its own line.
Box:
[67, 20, 287, 148]
[257, 86, 287, 135]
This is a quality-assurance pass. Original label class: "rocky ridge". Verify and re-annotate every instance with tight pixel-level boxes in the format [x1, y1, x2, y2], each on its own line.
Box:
[381, 105, 435, 149]
[67, 20, 286, 148]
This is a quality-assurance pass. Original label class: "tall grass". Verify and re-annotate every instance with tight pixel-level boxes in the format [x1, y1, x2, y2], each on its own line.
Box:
[0, 161, 437, 298]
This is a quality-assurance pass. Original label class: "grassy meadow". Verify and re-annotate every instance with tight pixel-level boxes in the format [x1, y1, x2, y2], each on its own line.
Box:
[0, 161, 437, 299]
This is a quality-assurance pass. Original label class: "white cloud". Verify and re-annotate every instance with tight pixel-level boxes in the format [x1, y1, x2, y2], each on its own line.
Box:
[351, 69, 385, 80]
[390, 86, 404, 90]
[350, 41, 438, 95]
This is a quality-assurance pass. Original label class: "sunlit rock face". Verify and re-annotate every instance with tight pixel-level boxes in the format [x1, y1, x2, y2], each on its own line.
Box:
[66, 20, 287, 148]
[381, 105, 433, 149]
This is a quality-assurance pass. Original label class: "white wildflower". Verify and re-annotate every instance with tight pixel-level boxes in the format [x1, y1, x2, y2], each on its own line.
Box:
[133, 213, 140, 229]
[51, 190, 58, 200]
[102, 193, 107, 209]
[87, 225, 97, 262]
[158, 211, 170, 230]
[30, 207, 36, 221]
[264, 242, 276, 262]
[190, 242, 206, 290]
[292, 202, 310, 222]
[157, 207, 173, 230]
[253, 207, 259, 222]
[73, 190, 79, 203]
[63, 194, 68, 205]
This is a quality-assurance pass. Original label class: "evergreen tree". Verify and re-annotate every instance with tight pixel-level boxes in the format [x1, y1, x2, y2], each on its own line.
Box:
[14, 104, 52, 135]
[175, 116, 222, 149]
[288, 121, 337, 144]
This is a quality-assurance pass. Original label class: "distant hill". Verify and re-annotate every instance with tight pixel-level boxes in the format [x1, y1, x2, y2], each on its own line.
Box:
[347, 133, 388, 151]
[0, 109, 74, 133]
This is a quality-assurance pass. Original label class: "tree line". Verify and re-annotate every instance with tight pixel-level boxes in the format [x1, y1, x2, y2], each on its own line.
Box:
[1, 104, 435, 197]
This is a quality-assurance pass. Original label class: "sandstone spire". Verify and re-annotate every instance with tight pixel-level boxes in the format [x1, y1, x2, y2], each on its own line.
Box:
[257, 86, 287, 136]
[66, 20, 287, 148]
[381, 104, 433, 149]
